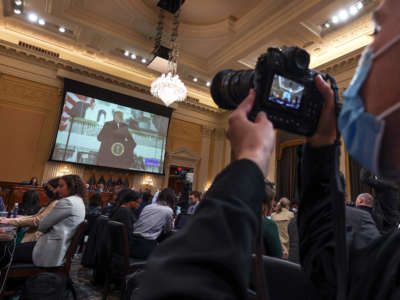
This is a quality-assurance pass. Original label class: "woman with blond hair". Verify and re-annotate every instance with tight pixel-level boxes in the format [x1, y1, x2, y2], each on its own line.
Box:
[271, 197, 294, 258]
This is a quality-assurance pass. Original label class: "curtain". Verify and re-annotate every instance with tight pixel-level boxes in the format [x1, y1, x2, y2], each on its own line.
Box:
[276, 144, 303, 203]
[348, 156, 373, 202]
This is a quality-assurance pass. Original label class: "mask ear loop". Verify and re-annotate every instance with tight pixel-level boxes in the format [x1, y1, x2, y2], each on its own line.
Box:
[372, 35, 400, 60]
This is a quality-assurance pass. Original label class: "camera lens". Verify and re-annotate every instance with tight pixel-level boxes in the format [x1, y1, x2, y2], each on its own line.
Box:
[210, 69, 254, 110]
[294, 49, 310, 70]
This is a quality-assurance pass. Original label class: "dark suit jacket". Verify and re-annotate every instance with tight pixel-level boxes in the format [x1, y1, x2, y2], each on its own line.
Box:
[97, 121, 136, 168]
[345, 206, 381, 249]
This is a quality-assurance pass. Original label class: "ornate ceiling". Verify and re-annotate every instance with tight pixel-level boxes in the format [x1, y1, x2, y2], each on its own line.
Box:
[0, 0, 379, 107]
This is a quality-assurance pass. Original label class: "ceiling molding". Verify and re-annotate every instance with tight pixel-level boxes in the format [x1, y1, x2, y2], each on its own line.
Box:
[0, 38, 223, 117]
[206, 0, 322, 72]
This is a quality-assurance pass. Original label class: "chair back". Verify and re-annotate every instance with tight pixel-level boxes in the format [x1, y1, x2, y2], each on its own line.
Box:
[62, 221, 86, 274]
[250, 255, 316, 300]
[174, 213, 191, 229]
[107, 221, 130, 273]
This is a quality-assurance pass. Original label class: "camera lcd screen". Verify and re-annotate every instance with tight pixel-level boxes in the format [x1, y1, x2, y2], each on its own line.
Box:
[268, 74, 304, 110]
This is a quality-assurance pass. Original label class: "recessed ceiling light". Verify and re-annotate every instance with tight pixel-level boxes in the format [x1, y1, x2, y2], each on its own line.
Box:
[193, 77, 198, 82]
[124, 50, 129, 56]
[131, 53, 137, 59]
[13, 8, 21, 14]
[331, 15, 339, 24]
[141, 58, 147, 63]
[349, 5, 358, 15]
[27, 12, 38, 23]
[59, 26, 66, 33]
[324, 22, 331, 28]
[14, 0, 22, 5]
[206, 81, 211, 87]
[339, 10, 349, 21]
[356, 2, 363, 10]
[38, 18, 45, 26]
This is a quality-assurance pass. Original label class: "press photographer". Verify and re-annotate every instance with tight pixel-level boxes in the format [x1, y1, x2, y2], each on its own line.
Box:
[135, 1, 400, 299]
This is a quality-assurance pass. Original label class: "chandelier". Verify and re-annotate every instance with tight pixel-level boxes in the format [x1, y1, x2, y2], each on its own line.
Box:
[150, 4, 187, 106]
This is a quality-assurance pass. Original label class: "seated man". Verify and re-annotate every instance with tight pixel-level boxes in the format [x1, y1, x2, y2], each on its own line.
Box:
[133, 188, 174, 259]
[355, 193, 374, 216]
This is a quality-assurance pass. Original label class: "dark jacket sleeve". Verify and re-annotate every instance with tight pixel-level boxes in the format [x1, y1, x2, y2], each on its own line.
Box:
[136, 159, 265, 300]
[297, 143, 340, 300]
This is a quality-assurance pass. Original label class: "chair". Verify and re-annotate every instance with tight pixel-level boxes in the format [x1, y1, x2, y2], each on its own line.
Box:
[174, 213, 191, 229]
[103, 221, 146, 300]
[249, 255, 317, 300]
[1, 221, 87, 297]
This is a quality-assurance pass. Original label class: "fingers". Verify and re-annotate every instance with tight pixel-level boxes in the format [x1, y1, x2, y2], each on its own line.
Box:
[254, 111, 269, 125]
[315, 75, 334, 104]
[236, 89, 256, 116]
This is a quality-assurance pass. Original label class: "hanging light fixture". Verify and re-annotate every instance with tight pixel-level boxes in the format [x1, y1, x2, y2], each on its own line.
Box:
[150, 3, 187, 106]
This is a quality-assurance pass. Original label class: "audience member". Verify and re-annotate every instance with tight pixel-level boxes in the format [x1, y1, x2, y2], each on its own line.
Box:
[135, 191, 152, 218]
[355, 193, 374, 214]
[187, 191, 201, 214]
[29, 176, 38, 186]
[87, 192, 102, 216]
[18, 190, 41, 216]
[133, 188, 174, 259]
[0, 187, 6, 212]
[12, 174, 86, 267]
[261, 185, 283, 258]
[271, 197, 294, 258]
[102, 189, 130, 217]
[109, 190, 142, 257]
[0, 177, 60, 244]
[360, 167, 400, 233]
[96, 183, 105, 193]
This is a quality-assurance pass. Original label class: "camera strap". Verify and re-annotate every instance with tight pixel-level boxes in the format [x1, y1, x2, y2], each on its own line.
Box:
[326, 73, 348, 300]
[254, 215, 270, 300]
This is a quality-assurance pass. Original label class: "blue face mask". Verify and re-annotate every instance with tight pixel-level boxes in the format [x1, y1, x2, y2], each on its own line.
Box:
[338, 35, 400, 178]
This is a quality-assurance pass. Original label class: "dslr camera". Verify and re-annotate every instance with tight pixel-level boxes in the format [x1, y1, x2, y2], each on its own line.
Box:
[211, 47, 333, 136]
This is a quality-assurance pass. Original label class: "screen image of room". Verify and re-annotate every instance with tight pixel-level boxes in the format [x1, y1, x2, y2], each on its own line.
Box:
[51, 92, 169, 173]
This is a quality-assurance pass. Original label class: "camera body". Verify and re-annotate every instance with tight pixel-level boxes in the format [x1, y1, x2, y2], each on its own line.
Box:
[211, 47, 325, 136]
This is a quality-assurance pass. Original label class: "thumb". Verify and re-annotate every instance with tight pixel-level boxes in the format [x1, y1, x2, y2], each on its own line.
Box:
[254, 111, 269, 124]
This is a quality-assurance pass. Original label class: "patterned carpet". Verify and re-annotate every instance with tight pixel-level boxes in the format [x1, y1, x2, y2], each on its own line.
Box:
[70, 255, 120, 300]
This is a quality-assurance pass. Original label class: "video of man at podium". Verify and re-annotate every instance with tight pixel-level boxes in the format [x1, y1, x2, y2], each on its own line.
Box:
[51, 92, 169, 173]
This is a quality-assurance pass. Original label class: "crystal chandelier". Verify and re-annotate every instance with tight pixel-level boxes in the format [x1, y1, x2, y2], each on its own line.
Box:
[150, 5, 187, 106]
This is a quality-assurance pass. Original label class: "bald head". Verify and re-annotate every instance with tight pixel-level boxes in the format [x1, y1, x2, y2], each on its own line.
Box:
[356, 193, 374, 208]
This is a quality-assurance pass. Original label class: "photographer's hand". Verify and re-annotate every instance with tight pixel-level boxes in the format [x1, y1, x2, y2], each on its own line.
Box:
[227, 89, 275, 177]
[307, 75, 337, 147]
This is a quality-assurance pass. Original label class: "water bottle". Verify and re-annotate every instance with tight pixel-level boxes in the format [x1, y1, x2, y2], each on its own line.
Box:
[12, 203, 18, 218]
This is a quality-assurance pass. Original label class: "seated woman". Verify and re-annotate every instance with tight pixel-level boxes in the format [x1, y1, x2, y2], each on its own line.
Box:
[86, 192, 102, 216]
[133, 188, 174, 259]
[109, 190, 142, 256]
[18, 190, 41, 216]
[12, 174, 86, 267]
[0, 178, 59, 244]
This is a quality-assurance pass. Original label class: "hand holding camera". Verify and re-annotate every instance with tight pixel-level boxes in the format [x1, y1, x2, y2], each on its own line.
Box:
[227, 89, 275, 177]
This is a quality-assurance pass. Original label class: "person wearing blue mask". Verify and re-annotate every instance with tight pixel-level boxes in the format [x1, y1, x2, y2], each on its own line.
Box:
[297, 1, 400, 300]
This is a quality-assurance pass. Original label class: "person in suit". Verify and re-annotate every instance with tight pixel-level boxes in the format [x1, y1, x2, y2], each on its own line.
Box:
[97, 111, 136, 169]
[187, 191, 201, 214]
[12, 174, 86, 267]
[346, 205, 381, 249]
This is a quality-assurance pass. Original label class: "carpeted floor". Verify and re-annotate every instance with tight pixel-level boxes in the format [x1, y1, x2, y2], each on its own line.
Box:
[70, 255, 120, 300]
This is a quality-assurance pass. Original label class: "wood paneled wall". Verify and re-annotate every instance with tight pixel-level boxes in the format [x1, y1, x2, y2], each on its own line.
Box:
[0, 75, 60, 184]
[0, 74, 212, 191]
